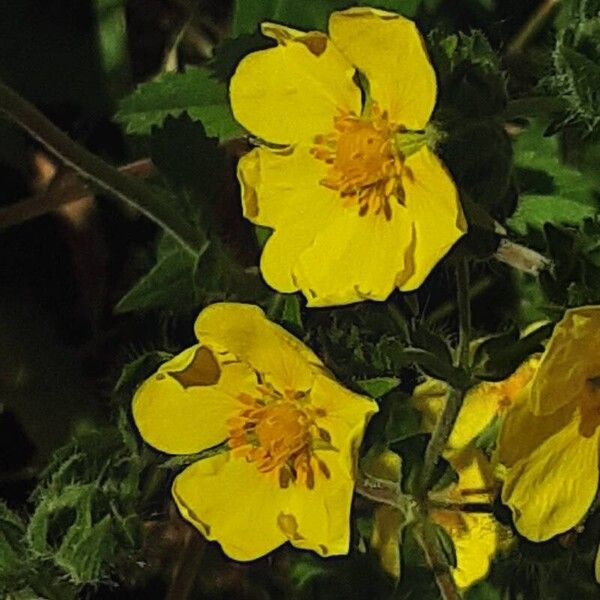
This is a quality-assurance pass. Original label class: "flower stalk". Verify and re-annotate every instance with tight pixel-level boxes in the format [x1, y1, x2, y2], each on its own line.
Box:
[418, 257, 471, 497]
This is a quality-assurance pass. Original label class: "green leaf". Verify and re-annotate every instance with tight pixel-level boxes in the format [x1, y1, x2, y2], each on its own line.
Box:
[115, 237, 208, 313]
[231, 0, 423, 36]
[115, 68, 244, 141]
[464, 581, 503, 600]
[355, 377, 401, 398]
[508, 195, 596, 235]
[289, 554, 329, 590]
[508, 121, 598, 234]
[114, 351, 172, 399]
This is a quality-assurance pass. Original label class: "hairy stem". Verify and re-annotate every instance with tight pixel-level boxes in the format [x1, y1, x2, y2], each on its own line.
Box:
[0, 79, 200, 254]
[413, 522, 462, 600]
[418, 258, 471, 496]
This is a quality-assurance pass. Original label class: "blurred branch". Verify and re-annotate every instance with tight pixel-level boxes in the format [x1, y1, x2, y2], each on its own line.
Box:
[0, 78, 200, 254]
[506, 0, 561, 56]
[0, 159, 155, 229]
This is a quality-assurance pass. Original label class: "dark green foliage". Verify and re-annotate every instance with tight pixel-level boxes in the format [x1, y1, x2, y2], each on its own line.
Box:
[115, 67, 243, 140]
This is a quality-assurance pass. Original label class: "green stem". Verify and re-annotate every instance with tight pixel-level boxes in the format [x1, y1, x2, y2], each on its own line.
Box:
[413, 521, 462, 600]
[418, 259, 471, 496]
[0, 78, 201, 255]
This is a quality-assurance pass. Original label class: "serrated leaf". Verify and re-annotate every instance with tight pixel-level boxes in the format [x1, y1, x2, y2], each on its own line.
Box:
[114, 351, 172, 399]
[115, 242, 207, 313]
[289, 554, 328, 590]
[356, 377, 401, 398]
[115, 68, 244, 141]
[508, 195, 596, 235]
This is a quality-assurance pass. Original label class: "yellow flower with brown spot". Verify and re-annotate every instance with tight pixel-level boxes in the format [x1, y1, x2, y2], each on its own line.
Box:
[498, 307, 600, 542]
[230, 8, 466, 307]
[132, 303, 378, 561]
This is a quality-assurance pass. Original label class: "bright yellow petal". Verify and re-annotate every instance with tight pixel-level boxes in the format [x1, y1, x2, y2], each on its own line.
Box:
[496, 392, 573, 469]
[237, 145, 343, 293]
[396, 148, 466, 291]
[194, 303, 322, 391]
[447, 382, 503, 452]
[595, 541, 600, 584]
[530, 307, 600, 415]
[293, 202, 415, 306]
[310, 373, 379, 476]
[238, 145, 339, 228]
[451, 513, 499, 589]
[283, 454, 355, 557]
[132, 345, 255, 455]
[173, 454, 287, 560]
[328, 8, 436, 129]
[412, 378, 448, 433]
[230, 25, 361, 146]
[501, 414, 600, 541]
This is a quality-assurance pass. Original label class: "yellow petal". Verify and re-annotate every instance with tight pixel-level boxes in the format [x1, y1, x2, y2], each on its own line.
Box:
[237, 145, 342, 293]
[412, 378, 448, 433]
[173, 454, 287, 560]
[283, 454, 355, 556]
[371, 506, 403, 579]
[530, 307, 600, 415]
[329, 8, 436, 129]
[293, 202, 415, 306]
[230, 25, 361, 146]
[501, 414, 600, 541]
[447, 382, 503, 452]
[194, 303, 322, 391]
[132, 345, 255, 455]
[238, 145, 338, 228]
[450, 513, 499, 589]
[396, 148, 466, 291]
[310, 373, 379, 475]
[595, 541, 600, 584]
[496, 392, 573, 469]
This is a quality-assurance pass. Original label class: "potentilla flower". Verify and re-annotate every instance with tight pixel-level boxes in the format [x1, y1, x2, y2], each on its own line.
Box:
[497, 307, 600, 542]
[132, 303, 378, 561]
[230, 8, 466, 307]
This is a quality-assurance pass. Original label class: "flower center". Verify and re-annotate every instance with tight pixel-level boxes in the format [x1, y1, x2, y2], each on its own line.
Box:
[227, 385, 332, 489]
[310, 105, 413, 220]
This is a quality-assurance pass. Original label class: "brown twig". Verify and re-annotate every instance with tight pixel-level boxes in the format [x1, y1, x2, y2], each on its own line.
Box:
[0, 159, 155, 230]
[506, 0, 562, 56]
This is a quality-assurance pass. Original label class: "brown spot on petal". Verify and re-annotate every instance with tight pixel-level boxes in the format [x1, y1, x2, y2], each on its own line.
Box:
[169, 346, 221, 388]
[298, 33, 328, 56]
[277, 513, 304, 541]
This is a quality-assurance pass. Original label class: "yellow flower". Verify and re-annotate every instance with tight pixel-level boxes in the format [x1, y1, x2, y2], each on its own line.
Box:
[497, 307, 600, 542]
[413, 357, 539, 457]
[230, 8, 466, 307]
[132, 303, 377, 561]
